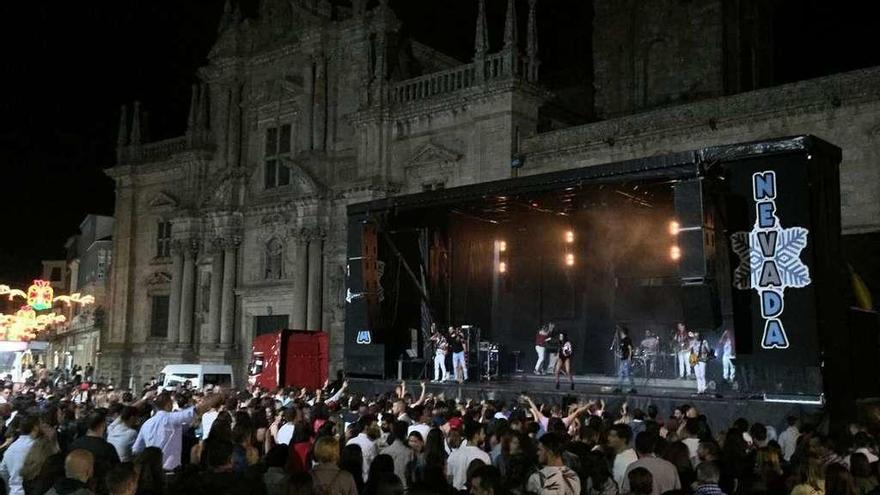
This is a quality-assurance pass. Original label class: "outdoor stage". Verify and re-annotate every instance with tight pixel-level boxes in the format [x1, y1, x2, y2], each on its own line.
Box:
[348, 373, 823, 432]
[344, 136, 878, 425]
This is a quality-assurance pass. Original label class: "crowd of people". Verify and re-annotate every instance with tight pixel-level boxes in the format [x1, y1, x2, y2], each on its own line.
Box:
[0, 368, 877, 495]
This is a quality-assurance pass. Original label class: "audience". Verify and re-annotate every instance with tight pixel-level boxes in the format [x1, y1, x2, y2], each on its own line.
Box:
[0, 369, 876, 495]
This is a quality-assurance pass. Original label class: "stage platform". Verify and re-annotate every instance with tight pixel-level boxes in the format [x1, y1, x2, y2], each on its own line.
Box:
[348, 373, 825, 432]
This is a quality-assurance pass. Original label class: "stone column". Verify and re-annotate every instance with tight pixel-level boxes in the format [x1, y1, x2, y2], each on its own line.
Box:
[303, 61, 315, 151]
[207, 240, 224, 344]
[167, 242, 184, 342]
[220, 237, 239, 345]
[178, 240, 198, 345]
[291, 238, 308, 329]
[313, 56, 327, 151]
[306, 233, 324, 330]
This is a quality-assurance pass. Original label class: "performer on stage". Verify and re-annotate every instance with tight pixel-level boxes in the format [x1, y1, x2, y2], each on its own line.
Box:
[429, 324, 448, 383]
[448, 326, 467, 383]
[690, 331, 711, 394]
[615, 325, 636, 394]
[640, 329, 660, 375]
[719, 329, 736, 383]
[533, 322, 554, 375]
[674, 322, 692, 379]
[554, 332, 574, 391]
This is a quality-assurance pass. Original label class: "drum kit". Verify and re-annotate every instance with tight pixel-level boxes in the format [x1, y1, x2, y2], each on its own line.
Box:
[631, 331, 675, 378]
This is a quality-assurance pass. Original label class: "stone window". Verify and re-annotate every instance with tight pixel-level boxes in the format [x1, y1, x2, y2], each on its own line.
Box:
[156, 221, 172, 258]
[149, 295, 169, 338]
[255, 315, 289, 336]
[264, 238, 284, 280]
[264, 124, 292, 189]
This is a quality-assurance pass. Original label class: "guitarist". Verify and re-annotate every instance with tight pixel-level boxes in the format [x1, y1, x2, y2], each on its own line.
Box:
[429, 324, 449, 383]
[689, 331, 711, 394]
[674, 322, 692, 379]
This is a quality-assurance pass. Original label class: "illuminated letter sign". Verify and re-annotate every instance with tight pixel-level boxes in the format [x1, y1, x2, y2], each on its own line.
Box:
[356, 330, 372, 344]
[731, 171, 811, 349]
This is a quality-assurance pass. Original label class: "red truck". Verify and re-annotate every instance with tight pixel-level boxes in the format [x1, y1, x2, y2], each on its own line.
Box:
[247, 330, 329, 391]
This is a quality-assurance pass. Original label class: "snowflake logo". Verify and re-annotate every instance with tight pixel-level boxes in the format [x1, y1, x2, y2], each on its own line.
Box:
[730, 171, 811, 349]
[731, 227, 811, 291]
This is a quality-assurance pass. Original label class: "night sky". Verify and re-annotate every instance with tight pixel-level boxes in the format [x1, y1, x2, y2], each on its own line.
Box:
[0, 0, 878, 287]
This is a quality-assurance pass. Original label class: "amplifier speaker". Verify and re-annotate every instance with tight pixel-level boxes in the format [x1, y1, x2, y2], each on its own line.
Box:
[674, 179, 715, 280]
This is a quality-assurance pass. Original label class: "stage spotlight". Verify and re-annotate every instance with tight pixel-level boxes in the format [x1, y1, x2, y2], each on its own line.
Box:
[565, 230, 575, 243]
[669, 220, 680, 235]
[499, 261, 507, 274]
[565, 253, 575, 266]
[670, 245, 681, 261]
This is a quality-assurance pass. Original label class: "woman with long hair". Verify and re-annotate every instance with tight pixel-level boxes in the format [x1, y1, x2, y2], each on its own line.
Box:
[664, 441, 696, 489]
[409, 428, 447, 487]
[193, 411, 233, 467]
[584, 450, 617, 495]
[503, 431, 539, 494]
[555, 332, 575, 391]
[365, 454, 396, 495]
[824, 462, 858, 495]
[849, 452, 878, 494]
[340, 444, 365, 494]
[751, 446, 786, 494]
[232, 419, 260, 472]
[791, 455, 826, 495]
[288, 421, 315, 474]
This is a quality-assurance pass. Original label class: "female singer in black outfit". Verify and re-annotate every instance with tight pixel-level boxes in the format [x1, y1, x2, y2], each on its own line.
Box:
[554, 332, 574, 390]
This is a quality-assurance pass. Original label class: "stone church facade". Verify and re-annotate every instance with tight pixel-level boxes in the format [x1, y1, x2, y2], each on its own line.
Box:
[103, 0, 880, 387]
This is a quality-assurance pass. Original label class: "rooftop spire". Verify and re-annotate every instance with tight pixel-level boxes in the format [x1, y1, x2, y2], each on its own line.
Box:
[527, 0, 540, 81]
[218, 0, 233, 32]
[117, 104, 128, 148]
[504, 0, 518, 51]
[130, 101, 142, 145]
[186, 83, 198, 134]
[474, 0, 489, 59]
[197, 83, 209, 132]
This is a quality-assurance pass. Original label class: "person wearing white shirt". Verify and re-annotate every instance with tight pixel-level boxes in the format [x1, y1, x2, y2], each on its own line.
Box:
[407, 406, 432, 442]
[346, 422, 380, 483]
[107, 406, 140, 462]
[274, 408, 297, 446]
[0, 414, 40, 495]
[777, 416, 800, 462]
[681, 418, 701, 461]
[719, 329, 736, 383]
[845, 432, 879, 466]
[447, 422, 491, 491]
[200, 407, 219, 441]
[609, 424, 638, 488]
[132, 390, 224, 471]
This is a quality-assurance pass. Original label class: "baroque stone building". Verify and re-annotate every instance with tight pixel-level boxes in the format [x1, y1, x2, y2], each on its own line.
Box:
[104, 0, 880, 386]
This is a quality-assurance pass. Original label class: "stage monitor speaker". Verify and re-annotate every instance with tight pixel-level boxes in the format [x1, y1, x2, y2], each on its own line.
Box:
[674, 179, 715, 280]
[681, 284, 721, 330]
[346, 350, 385, 377]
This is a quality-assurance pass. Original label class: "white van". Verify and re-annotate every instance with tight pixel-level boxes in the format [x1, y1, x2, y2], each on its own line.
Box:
[158, 364, 234, 391]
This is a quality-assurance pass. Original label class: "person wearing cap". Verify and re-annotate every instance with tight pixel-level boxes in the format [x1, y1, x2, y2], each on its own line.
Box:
[132, 389, 224, 471]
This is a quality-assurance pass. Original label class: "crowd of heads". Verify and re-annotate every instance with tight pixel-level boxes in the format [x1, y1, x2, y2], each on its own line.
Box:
[0, 367, 877, 495]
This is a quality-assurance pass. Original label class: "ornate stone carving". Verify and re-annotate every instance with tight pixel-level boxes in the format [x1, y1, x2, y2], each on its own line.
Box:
[147, 192, 179, 211]
[145, 272, 172, 286]
[404, 141, 463, 169]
